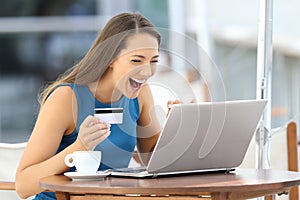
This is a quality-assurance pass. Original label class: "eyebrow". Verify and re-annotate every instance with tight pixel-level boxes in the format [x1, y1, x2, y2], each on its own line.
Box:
[131, 55, 159, 59]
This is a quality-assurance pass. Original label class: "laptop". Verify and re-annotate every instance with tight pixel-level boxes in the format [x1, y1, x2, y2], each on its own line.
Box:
[110, 99, 267, 178]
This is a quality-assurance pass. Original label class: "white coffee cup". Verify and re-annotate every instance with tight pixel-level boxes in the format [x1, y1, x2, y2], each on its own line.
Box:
[64, 151, 101, 174]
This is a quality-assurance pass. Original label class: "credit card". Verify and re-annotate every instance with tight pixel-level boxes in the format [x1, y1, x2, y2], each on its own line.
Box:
[94, 108, 123, 124]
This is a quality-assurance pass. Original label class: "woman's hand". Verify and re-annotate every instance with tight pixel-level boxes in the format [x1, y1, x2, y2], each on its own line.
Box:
[77, 115, 111, 150]
[166, 99, 182, 117]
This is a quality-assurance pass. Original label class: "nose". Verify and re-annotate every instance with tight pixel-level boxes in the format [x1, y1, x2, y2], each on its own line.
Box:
[139, 64, 153, 77]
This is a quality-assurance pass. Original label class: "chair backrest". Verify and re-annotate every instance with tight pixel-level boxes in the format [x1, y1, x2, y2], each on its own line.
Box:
[0, 142, 26, 181]
[286, 122, 299, 200]
[0, 142, 28, 199]
[240, 122, 299, 200]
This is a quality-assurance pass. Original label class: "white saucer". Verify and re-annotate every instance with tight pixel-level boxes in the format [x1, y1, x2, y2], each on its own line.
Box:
[64, 171, 110, 181]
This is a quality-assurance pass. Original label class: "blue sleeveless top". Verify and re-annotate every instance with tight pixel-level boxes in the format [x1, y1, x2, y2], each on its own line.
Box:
[34, 83, 140, 200]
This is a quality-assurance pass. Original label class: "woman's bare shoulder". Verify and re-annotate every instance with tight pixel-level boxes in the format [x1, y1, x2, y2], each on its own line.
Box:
[138, 84, 153, 105]
[39, 85, 77, 133]
[44, 85, 75, 106]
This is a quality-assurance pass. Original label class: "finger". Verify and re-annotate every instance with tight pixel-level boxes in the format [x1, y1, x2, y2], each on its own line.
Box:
[83, 122, 110, 139]
[81, 127, 110, 142]
[92, 130, 111, 143]
[167, 100, 173, 109]
[79, 124, 109, 143]
[88, 131, 111, 148]
[86, 128, 110, 142]
[173, 99, 182, 104]
[190, 99, 196, 103]
[167, 100, 181, 109]
[91, 117, 110, 128]
[81, 115, 98, 128]
[167, 100, 173, 105]
[95, 117, 101, 124]
[88, 123, 111, 133]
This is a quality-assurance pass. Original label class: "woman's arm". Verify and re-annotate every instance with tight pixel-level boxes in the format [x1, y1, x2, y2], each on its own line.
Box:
[136, 85, 161, 165]
[136, 85, 182, 165]
[15, 86, 110, 198]
[15, 86, 79, 198]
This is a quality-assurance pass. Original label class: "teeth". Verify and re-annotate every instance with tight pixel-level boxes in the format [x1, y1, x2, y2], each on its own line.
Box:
[131, 78, 146, 84]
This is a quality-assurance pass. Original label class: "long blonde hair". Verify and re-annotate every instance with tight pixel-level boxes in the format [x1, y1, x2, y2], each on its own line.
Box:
[39, 12, 161, 105]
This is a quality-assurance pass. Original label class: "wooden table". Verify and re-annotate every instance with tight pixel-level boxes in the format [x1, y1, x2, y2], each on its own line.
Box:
[40, 168, 300, 200]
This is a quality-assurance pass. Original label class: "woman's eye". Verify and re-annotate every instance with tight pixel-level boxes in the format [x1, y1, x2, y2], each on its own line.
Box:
[151, 60, 158, 63]
[131, 59, 141, 63]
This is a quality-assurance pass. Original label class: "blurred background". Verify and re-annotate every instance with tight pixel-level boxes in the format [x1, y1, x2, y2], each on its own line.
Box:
[0, 0, 299, 143]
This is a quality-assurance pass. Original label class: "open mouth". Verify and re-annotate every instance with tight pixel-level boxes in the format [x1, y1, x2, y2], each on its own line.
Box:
[129, 77, 146, 90]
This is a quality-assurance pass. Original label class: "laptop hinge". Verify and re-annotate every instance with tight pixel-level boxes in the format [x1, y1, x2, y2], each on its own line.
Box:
[152, 173, 158, 178]
[225, 168, 233, 174]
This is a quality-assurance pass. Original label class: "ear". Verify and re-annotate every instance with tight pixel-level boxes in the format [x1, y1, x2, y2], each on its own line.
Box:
[108, 62, 114, 69]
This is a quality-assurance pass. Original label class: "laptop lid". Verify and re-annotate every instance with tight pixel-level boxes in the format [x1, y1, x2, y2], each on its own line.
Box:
[147, 99, 267, 174]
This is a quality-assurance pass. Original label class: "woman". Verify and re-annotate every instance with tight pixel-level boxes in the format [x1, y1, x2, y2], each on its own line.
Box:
[16, 12, 175, 200]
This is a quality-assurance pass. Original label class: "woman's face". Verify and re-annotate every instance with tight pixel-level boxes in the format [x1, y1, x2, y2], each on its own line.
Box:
[109, 33, 159, 99]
